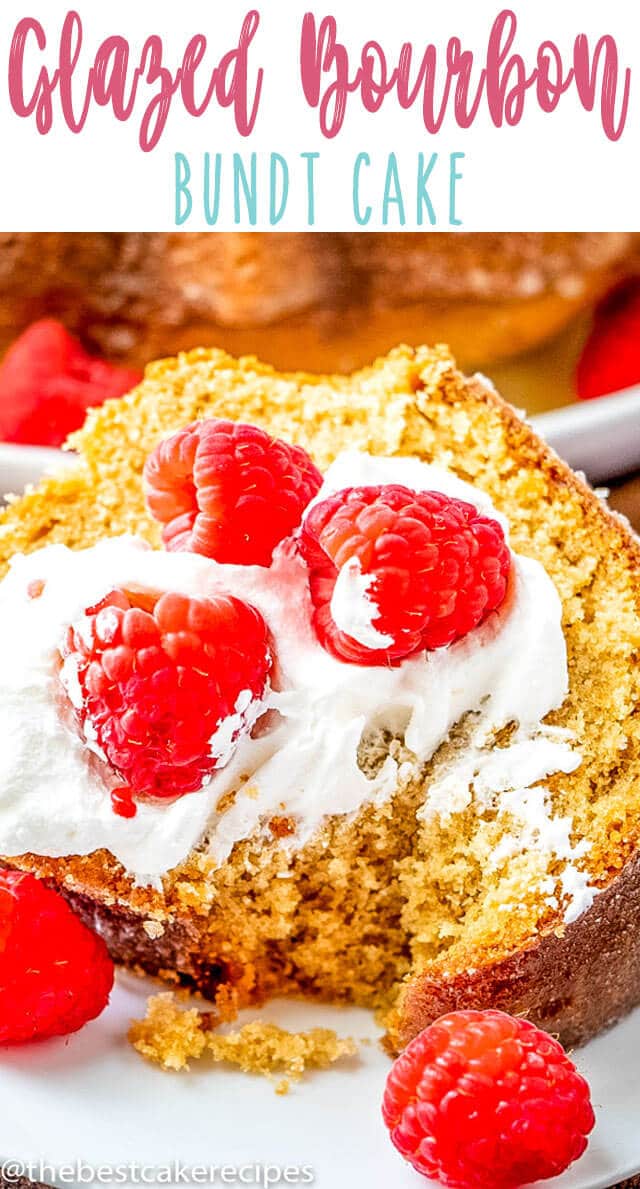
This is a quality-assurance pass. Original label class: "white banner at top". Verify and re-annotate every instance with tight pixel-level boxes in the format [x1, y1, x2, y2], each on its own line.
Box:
[0, 0, 637, 230]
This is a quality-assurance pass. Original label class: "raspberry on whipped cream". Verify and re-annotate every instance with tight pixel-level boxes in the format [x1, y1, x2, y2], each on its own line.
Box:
[143, 418, 322, 565]
[0, 451, 591, 919]
[299, 483, 512, 664]
[59, 587, 272, 816]
[329, 556, 394, 650]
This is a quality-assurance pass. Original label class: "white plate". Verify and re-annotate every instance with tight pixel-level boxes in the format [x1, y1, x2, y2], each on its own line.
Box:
[0, 975, 639, 1189]
[531, 386, 640, 484]
[0, 443, 71, 497]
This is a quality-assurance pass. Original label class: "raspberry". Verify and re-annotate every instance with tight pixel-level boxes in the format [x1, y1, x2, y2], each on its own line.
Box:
[299, 485, 512, 664]
[576, 277, 640, 399]
[382, 1010, 595, 1189]
[0, 868, 114, 1044]
[59, 587, 272, 811]
[0, 320, 142, 447]
[143, 419, 323, 566]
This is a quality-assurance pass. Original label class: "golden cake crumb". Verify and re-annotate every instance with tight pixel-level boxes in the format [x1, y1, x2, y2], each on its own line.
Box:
[129, 993, 208, 1071]
[129, 993, 356, 1086]
[207, 1020, 356, 1085]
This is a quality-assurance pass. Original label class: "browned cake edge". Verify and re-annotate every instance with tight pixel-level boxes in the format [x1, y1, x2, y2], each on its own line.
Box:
[387, 374, 640, 1050]
[44, 838, 640, 1054]
[62, 847, 640, 1050]
[390, 849, 640, 1051]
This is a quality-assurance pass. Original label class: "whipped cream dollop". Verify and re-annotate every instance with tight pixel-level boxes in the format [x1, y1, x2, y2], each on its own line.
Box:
[329, 557, 393, 649]
[0, 451, 591, 917]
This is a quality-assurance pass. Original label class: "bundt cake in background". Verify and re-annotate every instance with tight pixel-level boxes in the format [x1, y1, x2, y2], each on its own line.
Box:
[0, 232, 637, 375]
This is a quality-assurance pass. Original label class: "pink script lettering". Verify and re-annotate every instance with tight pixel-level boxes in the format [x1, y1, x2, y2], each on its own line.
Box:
[299, 10, 630, 141]
[8, 9, 264, 151]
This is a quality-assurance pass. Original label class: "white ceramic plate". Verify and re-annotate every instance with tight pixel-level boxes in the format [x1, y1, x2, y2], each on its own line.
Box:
[0, 410, 639, 1189]
[0, 442, 71, 497]
[0, 977, 639, 1189]
[531, 386, 640, 484]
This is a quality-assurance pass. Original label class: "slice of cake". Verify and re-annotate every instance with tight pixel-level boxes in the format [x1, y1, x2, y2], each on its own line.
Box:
[0, 343, 638, 1052]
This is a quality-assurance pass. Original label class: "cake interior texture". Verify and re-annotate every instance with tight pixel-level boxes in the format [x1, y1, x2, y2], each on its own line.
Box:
[0, 344, 639, 1050]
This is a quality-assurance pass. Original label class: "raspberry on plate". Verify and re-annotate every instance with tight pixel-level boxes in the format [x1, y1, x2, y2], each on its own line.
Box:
[576, 277, 640, 399]
[382, 1009, 595, 1189]
[0, 319, 142, 447]
[0, 868, 114, 1044]
[144, 419, 323, 566]
[59, 587, 272, 813]
[299, 485, 512, 664]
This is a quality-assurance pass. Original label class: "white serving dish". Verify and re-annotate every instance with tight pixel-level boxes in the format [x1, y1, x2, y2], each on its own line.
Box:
[531, 386, 640, 484]
[0, 442, 70, 499]
[0, 978, 639, 1189]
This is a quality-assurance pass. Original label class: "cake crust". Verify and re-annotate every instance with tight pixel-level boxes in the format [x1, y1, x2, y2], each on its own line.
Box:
[390, 850, 640, 1051]
[1, 343, 639, 1050]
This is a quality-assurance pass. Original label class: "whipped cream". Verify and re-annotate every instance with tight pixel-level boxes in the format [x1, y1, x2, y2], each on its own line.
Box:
[329, 557, 393, 649]
[420, 733, 594, 923]
[0, 451, 592, 919]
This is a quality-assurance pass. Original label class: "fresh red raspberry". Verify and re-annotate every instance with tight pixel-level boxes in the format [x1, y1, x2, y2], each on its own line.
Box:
[299, 485, 512, 664]
[383, 1010, 595, 1189]
[59, 587, 272, 812]
[0, 868, 114, 1044]
[576, 277, 640, 399]
[0, 320, 142, 447]
[143, 419, 323, 566]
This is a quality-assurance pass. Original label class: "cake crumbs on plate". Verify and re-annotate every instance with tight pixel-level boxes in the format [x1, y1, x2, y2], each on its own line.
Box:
[129, 993, 208, 1070]
[129, 993, 357, 1089]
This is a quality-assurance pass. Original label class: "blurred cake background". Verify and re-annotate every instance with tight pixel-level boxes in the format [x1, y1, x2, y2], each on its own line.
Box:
[0, 231, 632, 447]
[0, 232, 638, 415]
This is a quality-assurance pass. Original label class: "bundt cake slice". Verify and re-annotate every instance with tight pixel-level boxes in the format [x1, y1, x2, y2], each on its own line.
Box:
[0, 343, 638, 1050]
